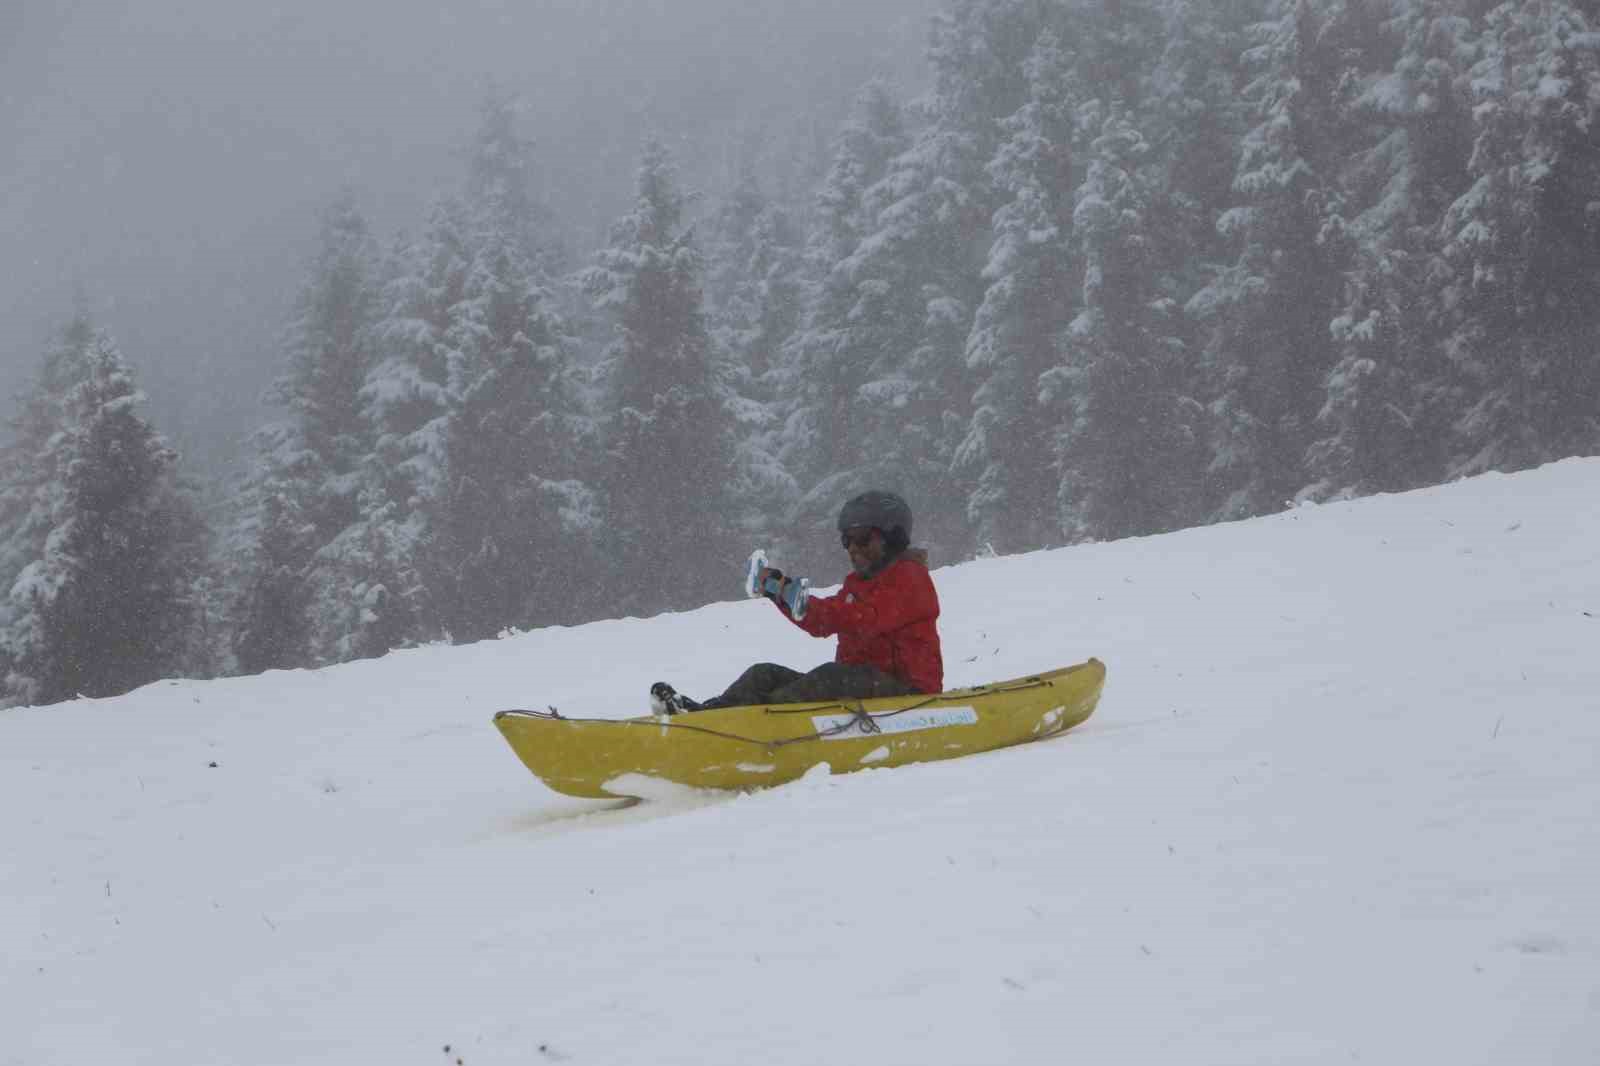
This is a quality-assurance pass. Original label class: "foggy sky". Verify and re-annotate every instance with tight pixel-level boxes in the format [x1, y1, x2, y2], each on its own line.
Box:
[1, 0, 931, 472]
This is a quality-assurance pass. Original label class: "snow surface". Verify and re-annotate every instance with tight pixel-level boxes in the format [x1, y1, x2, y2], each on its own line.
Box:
[5, 459, 1600, 1065]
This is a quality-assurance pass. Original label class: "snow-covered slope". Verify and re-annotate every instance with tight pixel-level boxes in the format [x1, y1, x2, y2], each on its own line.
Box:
[5, 460, 1598, 1066]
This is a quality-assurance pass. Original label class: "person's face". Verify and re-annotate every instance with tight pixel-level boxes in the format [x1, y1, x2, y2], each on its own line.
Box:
[841, 526, 885, 575]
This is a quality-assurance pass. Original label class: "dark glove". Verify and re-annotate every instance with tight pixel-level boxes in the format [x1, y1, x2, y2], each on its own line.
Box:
[760, 568, 809, 618]
[757, 567, 787, 602]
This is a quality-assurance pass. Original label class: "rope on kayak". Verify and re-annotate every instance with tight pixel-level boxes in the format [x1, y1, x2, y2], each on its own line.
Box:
[763, 681, 1023, 746]
[499, 675, 1053, 749]
[775, 700, 881, 746]
[507, 710, 866, 748]
[502, 708, 781, 748]
[761, 674, 1049, 717]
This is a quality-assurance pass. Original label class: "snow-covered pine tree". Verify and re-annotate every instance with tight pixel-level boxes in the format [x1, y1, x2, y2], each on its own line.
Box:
[778, 81, 912, 569]
[1067, 0, 1172, 107]
[0, 325, 87, 701]
[696, 157, 807, 552]
[229, 457, 317, 675]
[354, 195, 473, 645]
[844, 0, 1043, 561]
[790, 0, 1057, 563]
[233, 192, 381, 671]
[585, 139, 738, 615]
[283, 194, 382, 506]
[1052, 110, 1203, 542]
[0, 329, 69, 622]
[802, 80, 910, 289]
[301, 233, 438, 663]
[430, 218, 598, 640]
[468, 86, 570, 276]
[739, 204, 806, 384]
[1188, 0, 1354, 520]
[704, 159, 770, 331]
[1147, 0, 1266, 292]
[1306, 0, 1476, 499]
[1439, 0, 1600, 475]
[322, 198, 474, 659]
[711, 182, 808, 552]
[368, 198, 471, 514]
[0, 316, 206, 707]
[956, 28, 1079, 554]
[703, 160, 809, 388]
[336, 93, 602, 652]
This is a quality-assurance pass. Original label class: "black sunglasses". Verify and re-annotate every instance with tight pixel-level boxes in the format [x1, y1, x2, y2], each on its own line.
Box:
[840, 527, 878, 550]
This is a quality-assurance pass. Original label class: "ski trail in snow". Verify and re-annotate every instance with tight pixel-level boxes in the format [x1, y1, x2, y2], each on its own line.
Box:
[488, 787, 738, 841]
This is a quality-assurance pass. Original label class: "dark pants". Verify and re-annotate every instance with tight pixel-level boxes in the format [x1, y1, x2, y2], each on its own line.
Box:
[698, 661, 918, 709]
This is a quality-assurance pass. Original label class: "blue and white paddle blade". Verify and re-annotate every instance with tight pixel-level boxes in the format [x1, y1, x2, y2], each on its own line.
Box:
[745, 549, 769, 599]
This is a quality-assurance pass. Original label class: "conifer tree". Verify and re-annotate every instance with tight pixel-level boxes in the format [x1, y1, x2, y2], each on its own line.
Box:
[355, 196, 473, 641]
[331, 200, 472, 657]
[230, 464, 316, 675]
[1188, 0, 1353, 519]
[233, 192, 381, 670]
[1053, 112, 1202, 541]
[704, 161, 771, 332]
[0, 317, 205, 706]
[367, 198, 472, 515]
[1306, 0, 1476, 498]
[1148, 0, 1266, 289]
[789, 0, 1056, 561]
[709, 180, 807, 551]
[957, 28, 1079, 553]
[586, 140, 737, 614]
[779, 81, 912, 541]
[281, 193, 381, 509]
[431, 220, 598, 639]
[738, 204, 806, 382]
[1440, 0, 1600, 474]
[468, 86, 568, 274]
[345, 94, 602, 650]
[694, 160, 807, 552]
[836, 0, 1037, 559]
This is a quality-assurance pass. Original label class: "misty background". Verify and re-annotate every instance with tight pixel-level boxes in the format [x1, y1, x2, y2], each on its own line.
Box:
[5, 0, 1600, 708]
[1, 0, 931, 469]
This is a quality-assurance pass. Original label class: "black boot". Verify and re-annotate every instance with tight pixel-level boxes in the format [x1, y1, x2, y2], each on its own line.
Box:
[649, 682, 701, 715]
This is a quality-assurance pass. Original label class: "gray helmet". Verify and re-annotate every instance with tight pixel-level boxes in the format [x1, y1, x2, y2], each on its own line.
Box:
[837, 490, 912, 546]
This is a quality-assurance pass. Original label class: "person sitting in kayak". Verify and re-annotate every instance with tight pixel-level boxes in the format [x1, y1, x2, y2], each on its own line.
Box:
[650, 490, 943, 713]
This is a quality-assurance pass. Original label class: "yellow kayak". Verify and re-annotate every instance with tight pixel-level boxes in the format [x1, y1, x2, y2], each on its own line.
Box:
[493, 658, 1105, 799]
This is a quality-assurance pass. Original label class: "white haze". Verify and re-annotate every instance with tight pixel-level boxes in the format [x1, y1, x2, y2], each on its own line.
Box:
[0, 0, 933, 461]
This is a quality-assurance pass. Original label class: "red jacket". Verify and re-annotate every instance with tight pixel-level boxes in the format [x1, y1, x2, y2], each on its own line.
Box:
[780, 550, 943, 694]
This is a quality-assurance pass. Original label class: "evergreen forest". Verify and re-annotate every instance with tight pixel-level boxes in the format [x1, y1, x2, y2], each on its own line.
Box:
[4, 0, 1599, 707]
